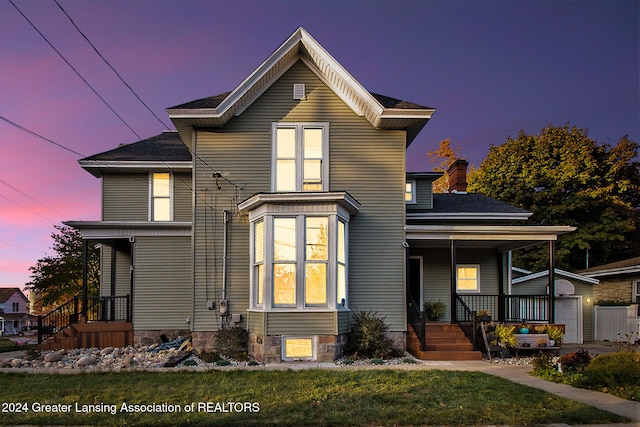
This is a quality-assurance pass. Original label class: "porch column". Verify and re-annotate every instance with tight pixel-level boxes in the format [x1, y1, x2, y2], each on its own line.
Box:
[498, 252, 505, 322]
[548, 240, 555, 323]
[450, 240, 457, 324]
[110, 246, 117, 321]
[82, 239, 88, 319]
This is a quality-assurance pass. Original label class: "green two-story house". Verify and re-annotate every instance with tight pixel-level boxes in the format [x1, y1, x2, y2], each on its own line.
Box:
[64, 28, 573, 362]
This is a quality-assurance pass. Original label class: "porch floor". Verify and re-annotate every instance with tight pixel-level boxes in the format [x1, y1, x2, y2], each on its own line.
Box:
[407, 323, 482, 361]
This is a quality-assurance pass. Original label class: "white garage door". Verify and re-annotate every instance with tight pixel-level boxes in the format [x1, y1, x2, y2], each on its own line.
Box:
[555, 297, 582, 344]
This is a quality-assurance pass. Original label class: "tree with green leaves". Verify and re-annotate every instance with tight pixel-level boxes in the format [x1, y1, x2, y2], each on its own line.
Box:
[26, 225, 99, 312]
[427, 138, 464, 193]
[468, 124, 640, 271]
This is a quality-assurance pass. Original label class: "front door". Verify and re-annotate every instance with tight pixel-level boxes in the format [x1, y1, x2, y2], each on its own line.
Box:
[408, 257, 423, 308]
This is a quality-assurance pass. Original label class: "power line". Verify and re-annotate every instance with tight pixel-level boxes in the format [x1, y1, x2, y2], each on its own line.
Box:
[0, 193, 55, 223]
[54, 0, 172, 131]
[53, 0, 243, 191]
[0, 115, 85, 157]
[0, 178, 66, 217]
[8, 0, 141, 140]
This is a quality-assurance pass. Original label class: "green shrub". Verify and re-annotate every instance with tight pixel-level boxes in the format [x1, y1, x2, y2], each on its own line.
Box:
[370, 358, 385, 365]
[215, 326, 249, 361]
[423, 300, 446, 321]
[215, 359, 231, 366]
[182, 359, 197, 366]
[493, 324, 516, 348]
[531, 352, 555, 374]
[247, 360, 260, 366]
[198, 350, 222, 363]
[579, 351, 640, 400]
[559, 349, 592, 373]
[402, 357, 418, 364]
[345, 310, 400, 359]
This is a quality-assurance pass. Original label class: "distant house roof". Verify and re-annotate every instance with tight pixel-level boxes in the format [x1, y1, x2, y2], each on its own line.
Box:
[78, 131, 192, 177]
[0, 288, 28, 304]
[167, 27, 435, 146]
[512, 269, 599, 285]
[580, 256, 640, 278]
[407, 193, 531, 222]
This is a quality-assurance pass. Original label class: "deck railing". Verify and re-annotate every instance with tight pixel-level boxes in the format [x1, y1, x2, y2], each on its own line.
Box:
[38, 295, 131, 343]
[455, 295, 478, 349]
[457, 294, 550, 322]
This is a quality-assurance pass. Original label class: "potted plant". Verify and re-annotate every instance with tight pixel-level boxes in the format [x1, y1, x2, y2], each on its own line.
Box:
[544, 325, 564, 346]
[423, 300, 446, 321]
[519, 324, 530, 334]
[477, 310, 491, 322]
[493, 324, 516, 348]
[536, 338, 547, 347]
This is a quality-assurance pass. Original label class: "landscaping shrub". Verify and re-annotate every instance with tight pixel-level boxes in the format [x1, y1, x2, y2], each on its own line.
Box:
[215, 326, 249, 361]
[579, 351, 640, 400]
[198, 350, 222, 363]
[345, 310, 400, 359]
[559, 349, 592, 373]
[531, 352, 555, 374]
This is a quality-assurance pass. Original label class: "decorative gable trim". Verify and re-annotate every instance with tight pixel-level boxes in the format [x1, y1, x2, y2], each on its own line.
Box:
[167, 28, 434, 143]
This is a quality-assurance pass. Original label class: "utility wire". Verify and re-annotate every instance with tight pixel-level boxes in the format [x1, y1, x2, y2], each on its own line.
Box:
[0, 115, 85, 157]
[0, 193, 55, 223]
[0, 178, 66, 217]
[54, 0, 242, 191]
[8, 0, 142, 140]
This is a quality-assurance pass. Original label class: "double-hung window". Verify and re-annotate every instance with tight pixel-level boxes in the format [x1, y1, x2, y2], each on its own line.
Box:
[273, 123, 328, 192]
[457, 265, 480, 293]
[150, 172, 172, 221]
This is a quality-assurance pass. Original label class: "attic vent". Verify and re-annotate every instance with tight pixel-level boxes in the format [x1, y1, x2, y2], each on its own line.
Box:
[293, 84, 306, 100]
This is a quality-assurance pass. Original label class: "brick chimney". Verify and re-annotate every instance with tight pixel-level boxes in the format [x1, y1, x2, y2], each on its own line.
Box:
[447, 159, 469, 193]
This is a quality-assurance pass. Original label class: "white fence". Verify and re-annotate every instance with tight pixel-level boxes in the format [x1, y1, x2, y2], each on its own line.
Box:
[594, 305, 640, 341]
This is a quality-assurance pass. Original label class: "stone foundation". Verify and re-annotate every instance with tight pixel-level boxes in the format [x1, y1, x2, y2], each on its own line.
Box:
[249, 333, 349, 363]
[133, 329, 191, 346]
[191, 331, 217, 351]
[388, 331, 406, 353]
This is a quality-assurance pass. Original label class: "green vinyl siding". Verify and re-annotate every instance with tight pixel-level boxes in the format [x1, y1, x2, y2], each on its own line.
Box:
[132, 236, 192, 330]
[265, 312, 336, 335]
[102, 174, 148, 221]
[247, 311, 265, 335]
[191, 60, 407, 333]
[102, 172, 191, 222]
[408, 178, 434, 210]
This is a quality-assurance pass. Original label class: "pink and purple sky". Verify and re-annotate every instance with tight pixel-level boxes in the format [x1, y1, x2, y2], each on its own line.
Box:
[1, 0, 638, 290]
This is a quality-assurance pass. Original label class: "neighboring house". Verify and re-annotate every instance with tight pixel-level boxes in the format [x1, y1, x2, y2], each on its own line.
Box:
[580, 257, 640, 341]
[511, 268, 599, 343]
[0, 288, 34, 335]
[64, 28, 573, 362]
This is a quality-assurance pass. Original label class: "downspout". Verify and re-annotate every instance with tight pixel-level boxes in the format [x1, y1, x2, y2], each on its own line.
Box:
[222, 209, 229, 302]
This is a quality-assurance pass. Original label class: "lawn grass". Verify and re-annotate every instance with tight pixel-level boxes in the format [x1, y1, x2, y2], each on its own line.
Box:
[0, 338, 36, 353]
[0, 369, 629, 426]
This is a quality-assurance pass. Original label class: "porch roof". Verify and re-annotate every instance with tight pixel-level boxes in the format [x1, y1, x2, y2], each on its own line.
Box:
[64, 221, 192, 240]
[405, 224, 575, 252]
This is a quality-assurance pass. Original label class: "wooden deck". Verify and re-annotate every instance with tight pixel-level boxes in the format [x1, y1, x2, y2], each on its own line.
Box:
[39, 321, 133, 350]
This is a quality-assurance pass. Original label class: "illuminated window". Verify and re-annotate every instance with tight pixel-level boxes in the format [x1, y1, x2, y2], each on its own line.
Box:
[150, 173, 172, 221]
[405, 181, 416, 203]
[457, 265, 480, 293]
[250, 214, 349, 310]
[283, 337, 314, 360]
[273, 123, 328, 192]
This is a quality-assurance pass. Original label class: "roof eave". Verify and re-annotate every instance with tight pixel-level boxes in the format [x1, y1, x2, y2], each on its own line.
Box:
[79, 160, 193, 178]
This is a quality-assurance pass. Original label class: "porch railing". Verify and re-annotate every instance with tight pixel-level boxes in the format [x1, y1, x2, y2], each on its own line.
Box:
[86, 295, 131, 323]
[38, 296, 79, 344]
[455, 295, 478, 349]
[407, 293, 426, 351]
[457, 294, 550, 322]
[38, 295, 131, 343]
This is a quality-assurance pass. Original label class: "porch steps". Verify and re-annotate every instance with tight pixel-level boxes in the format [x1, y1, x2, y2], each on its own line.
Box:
[39, 321, 133, 350]
[407, 323, 482, 361]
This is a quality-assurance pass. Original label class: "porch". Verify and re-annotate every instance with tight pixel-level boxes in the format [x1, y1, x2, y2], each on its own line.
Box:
[38, 295, 132, 350]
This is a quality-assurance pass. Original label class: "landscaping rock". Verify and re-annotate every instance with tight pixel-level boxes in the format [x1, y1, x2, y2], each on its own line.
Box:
[76, 356, 97, 367]
[44, 352, 63, 363]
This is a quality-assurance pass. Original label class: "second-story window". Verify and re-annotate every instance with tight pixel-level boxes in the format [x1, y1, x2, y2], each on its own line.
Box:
[150, 172, 172, 221]
[273, 123, 328, 192]
[12, 302, 19, 312]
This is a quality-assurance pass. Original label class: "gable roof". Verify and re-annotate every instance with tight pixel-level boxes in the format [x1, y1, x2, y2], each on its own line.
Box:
[167, 27, 435, 146]
[79, 131, 192, 177]
[579, 256, 640, 278]
[407, 193, 531, 222]
[0, 288, 28, 304]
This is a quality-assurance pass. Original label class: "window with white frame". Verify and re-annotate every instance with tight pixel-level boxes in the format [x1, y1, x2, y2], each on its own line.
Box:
[150, 172, 172, 221]
[457, 265, 480, 293]
[251, 213, 348, 310]
[405, 181, 416, 203]
[634, 280, 640, 303]
[12, 302, 19, 312]
[273, 123, 328, 192]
